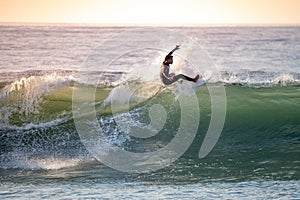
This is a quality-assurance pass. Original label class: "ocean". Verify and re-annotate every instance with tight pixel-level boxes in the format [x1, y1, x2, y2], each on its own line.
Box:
[0, 24, 299, 199]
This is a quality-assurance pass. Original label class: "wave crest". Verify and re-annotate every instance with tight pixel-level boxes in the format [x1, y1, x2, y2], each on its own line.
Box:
[0, 72, 74, 126]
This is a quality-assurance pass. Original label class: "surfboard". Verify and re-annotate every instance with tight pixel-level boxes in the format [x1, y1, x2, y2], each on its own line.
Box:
[192, 71, 212, 89]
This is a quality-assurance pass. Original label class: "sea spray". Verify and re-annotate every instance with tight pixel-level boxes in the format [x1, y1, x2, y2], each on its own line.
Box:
[0, 73, 74, 126]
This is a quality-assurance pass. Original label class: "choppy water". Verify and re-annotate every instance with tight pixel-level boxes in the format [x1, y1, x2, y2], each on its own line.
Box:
[0, 24, 299, 199]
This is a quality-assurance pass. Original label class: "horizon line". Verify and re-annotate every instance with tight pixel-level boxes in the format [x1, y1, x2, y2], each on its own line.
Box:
[1, 21, 300, 27]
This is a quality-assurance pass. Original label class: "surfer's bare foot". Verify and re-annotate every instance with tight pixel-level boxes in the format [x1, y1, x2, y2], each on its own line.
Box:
[193, 74, 200, 82]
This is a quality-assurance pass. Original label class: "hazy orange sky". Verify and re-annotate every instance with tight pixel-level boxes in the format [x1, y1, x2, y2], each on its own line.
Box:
[0, 0, 299, 25]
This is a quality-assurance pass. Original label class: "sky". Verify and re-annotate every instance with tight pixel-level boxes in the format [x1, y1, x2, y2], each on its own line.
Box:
[0, 0, 299, 25]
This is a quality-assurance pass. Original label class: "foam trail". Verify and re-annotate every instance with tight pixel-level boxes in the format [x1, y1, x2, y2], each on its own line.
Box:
[3, 116, 70, 130]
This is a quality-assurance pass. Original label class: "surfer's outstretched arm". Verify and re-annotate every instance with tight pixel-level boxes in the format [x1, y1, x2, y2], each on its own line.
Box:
[167, 45, 180, 56]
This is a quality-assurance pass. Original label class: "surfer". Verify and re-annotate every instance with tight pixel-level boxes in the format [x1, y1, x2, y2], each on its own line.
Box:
[160, 45, 199, 85]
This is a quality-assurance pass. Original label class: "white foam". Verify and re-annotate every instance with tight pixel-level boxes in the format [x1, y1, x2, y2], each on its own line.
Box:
[0, 72, 74, 126]
[2, 73, 74, 98]
[219, 71, 299, 87]
[273, 74, 297, 86]
[28, 158, 84, 170]
[2, 116, 70, 130]
[1, 158, 86, 170]
[102, 82, 162, 107]
[102, 85, 136, 106]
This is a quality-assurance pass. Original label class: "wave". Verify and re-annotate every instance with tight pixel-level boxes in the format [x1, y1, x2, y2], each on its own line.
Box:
[0, 69, 298, 126]
[0, 70, 299, 171]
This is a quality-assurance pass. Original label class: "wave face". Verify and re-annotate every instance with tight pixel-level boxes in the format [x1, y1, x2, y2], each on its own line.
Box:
[0, 71, 299, 181]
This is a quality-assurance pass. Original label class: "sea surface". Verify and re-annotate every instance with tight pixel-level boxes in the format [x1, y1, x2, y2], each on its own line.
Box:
[0, 24, 299, 199]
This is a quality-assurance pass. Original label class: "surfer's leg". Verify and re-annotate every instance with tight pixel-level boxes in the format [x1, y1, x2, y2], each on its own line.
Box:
[161, 74, 183, 85]
[173, 74, 199, 82]
[161, 77, 173, 85]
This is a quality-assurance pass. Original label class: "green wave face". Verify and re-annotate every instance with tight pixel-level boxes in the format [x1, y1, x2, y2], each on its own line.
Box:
[0, 77, 299, 179]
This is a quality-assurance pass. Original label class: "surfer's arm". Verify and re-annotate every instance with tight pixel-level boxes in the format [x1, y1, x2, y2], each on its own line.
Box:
[162, 72, 173, 81]
[167, 45, 180, 56]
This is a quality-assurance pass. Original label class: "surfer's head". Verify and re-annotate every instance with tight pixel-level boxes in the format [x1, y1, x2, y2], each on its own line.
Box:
[164, 55, 173, 64]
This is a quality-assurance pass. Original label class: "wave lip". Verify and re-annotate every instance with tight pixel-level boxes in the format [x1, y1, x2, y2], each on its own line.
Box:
[0, 72, 75, 99]
[0, 72, 75, 126]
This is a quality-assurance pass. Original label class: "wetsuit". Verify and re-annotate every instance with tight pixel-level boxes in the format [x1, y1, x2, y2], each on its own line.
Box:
[160, 63, 195, 85]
